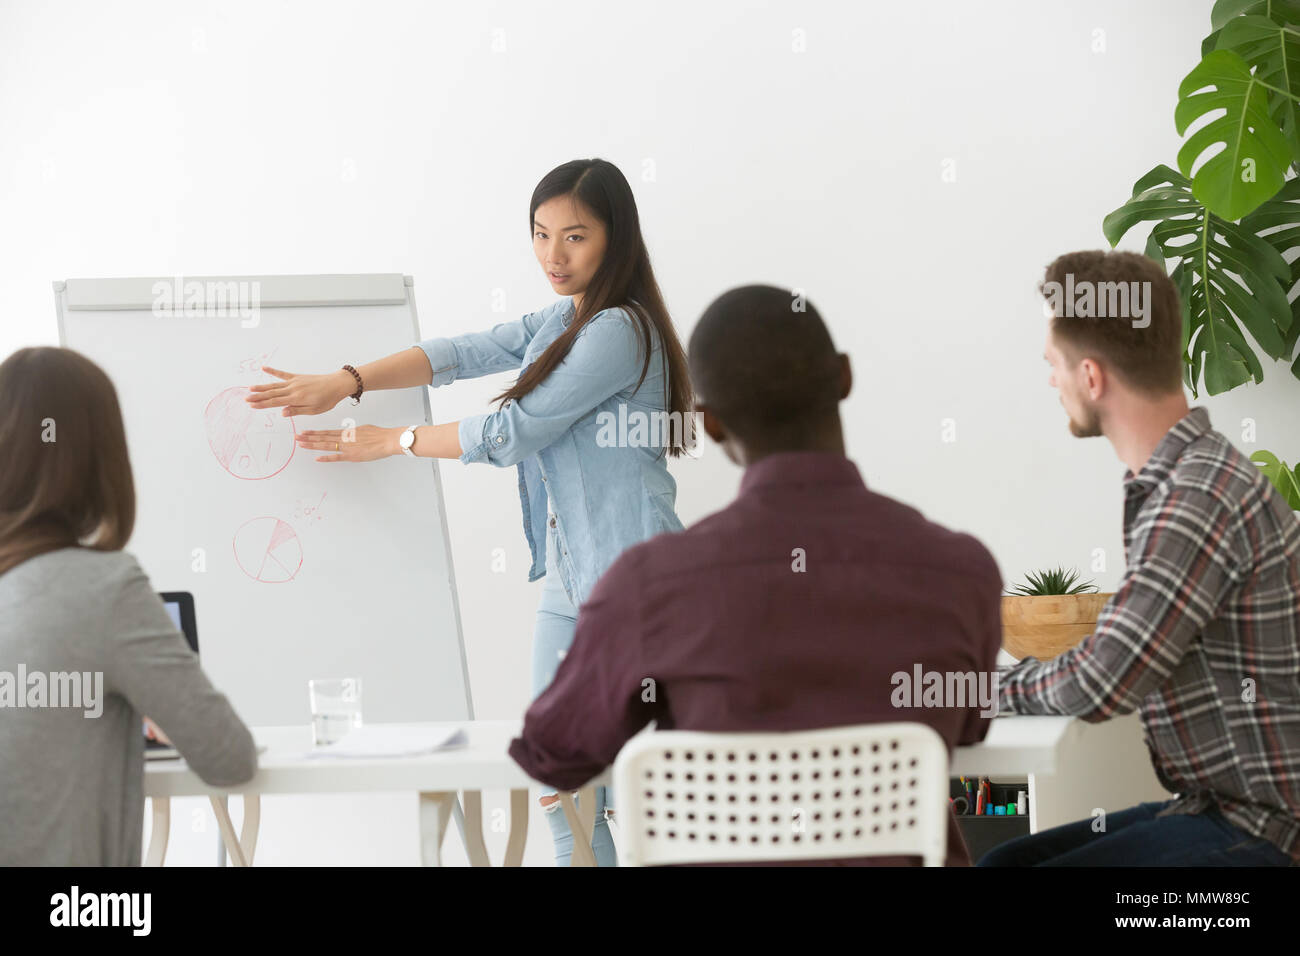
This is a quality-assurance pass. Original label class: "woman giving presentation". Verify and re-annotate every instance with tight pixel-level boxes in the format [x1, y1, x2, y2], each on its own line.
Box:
[245, 158, 693, 866]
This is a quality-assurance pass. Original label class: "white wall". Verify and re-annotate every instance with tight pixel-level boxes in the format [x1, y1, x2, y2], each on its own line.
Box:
[2, 0, 1296, 866]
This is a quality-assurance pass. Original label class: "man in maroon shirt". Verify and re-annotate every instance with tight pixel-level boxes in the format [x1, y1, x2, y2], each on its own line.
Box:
[509, 285, 1004, 865]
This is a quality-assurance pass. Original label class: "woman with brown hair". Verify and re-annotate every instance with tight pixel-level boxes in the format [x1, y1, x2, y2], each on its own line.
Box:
[0, 346, 257, 865]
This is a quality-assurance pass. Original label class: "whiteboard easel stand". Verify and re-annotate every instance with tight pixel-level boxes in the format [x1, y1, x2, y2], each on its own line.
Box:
[57, 275, 478, 866]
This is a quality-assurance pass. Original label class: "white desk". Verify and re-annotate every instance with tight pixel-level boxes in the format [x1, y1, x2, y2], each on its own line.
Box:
[951, 712, 1169, 833]
[143, 720, 609, 867]
[145, 714, 1167, 865]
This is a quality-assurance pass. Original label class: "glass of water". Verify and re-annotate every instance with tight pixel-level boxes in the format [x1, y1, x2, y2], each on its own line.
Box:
[308, 678, 362, 746]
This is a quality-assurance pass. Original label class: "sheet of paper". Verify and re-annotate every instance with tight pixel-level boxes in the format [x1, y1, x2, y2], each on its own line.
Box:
[305, 724, 467, 759]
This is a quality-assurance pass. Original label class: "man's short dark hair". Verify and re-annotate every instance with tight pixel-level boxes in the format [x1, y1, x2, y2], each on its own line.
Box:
[688, 285, 841, 443]
[1041, 250, 1184, 395]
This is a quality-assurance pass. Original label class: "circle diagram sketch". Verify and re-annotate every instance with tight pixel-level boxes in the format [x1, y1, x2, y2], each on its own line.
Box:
[205, 386, 296, 479]
[233, 516, 303, 583]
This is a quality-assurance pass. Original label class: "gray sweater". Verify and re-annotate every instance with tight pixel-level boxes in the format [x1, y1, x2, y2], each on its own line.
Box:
[0, 547, 257, 865]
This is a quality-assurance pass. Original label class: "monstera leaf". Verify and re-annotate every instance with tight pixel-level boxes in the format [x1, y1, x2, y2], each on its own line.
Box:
[1251, 450, 1300, 508]
[1103, 165, 1293, 395]
[1212, 15, 1300, 167]
[1175, 49, 1294, 221]
[1240, 175, 1300, 377]
[1202, 0, 1300, 56]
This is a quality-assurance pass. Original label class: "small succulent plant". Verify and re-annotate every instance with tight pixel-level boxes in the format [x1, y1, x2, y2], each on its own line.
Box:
[1008, 566, 1099, 597]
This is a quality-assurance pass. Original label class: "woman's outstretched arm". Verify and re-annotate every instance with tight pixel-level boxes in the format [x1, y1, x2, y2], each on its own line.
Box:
[247, 303, 555, 417]
[246, 347, 436, 417]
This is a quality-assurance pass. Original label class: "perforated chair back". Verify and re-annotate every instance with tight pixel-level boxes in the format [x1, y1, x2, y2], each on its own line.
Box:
[613, 722, 949, 866]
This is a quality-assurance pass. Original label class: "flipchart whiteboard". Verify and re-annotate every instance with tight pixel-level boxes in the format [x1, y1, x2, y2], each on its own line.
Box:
[56, 274, 472, 726]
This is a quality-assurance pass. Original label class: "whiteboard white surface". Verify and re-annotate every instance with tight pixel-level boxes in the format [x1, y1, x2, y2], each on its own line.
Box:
[56, 273, 472, 726]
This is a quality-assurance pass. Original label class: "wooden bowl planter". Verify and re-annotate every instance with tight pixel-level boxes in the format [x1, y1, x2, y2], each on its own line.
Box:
[1001, 592, 1114, 661]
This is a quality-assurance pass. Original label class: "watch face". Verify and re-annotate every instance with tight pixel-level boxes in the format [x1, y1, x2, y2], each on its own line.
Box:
[401, 429, 414, 449]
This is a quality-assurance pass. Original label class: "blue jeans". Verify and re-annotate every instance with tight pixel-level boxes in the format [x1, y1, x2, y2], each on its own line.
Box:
[530, 520, 617, 867]
[977, 800, 1293, 866]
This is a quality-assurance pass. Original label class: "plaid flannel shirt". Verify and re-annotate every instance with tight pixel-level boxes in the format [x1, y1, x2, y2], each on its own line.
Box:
[999, 407, 1300, 861]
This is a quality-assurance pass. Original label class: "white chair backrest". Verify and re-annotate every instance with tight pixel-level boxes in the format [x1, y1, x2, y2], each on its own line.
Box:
[613, 722, 949, 866]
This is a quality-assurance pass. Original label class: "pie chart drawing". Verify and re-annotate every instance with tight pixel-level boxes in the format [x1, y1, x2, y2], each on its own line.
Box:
[205, 386, 296, 480]
[233, 516, 303, 583]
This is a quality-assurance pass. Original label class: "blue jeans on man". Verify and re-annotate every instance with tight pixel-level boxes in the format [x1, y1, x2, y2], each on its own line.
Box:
[978, 801, 1292, 866]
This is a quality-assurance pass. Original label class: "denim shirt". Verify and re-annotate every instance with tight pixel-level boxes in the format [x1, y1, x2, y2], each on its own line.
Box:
[415, 296, 684, 606]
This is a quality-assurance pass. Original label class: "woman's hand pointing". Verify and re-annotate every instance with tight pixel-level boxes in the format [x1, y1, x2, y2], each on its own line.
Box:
[247, 367, 355, 417]
[296, 425, 400, 462]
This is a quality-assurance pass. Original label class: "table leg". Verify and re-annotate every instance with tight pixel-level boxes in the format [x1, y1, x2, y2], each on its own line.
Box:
[557, 785, 598, 867]
[144, 797, 170, 866]
[239, 794, 261, 864]
[210, 795, 249, 866]
[503, 789, 529, 867]
[419, 791, 457, 866]
[460, 791, 491, 866]
[1027, 773, 1041, 833]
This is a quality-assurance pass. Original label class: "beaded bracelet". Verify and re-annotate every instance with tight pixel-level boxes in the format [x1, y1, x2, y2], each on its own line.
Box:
[342, 364, 364, 404]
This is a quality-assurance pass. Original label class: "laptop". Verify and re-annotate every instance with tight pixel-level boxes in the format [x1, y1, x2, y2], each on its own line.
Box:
[143, 591, 197, 760]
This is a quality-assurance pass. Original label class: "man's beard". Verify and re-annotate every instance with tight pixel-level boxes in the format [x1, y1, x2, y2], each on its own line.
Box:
[1067, 403, 1103, 438]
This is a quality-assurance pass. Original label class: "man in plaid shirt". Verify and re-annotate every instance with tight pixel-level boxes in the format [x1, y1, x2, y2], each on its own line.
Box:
[981, 250, 1299, 867]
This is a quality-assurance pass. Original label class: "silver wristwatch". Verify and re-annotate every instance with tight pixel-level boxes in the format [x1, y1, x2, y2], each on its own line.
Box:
[398, 425, 420, 457]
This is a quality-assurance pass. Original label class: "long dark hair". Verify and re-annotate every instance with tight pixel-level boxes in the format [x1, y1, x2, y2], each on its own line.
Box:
[494, 159, 694, 456]
[0, 347, 136, 576]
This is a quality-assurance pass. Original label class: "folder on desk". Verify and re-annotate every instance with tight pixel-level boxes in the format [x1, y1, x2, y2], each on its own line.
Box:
[307, 725, 467, 758]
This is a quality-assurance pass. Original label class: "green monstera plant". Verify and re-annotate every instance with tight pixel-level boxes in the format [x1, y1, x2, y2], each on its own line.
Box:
[1251, 450, 1300, 507]
[1104, 1, 1300, 509]
[1102, 165, 1295, 394]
